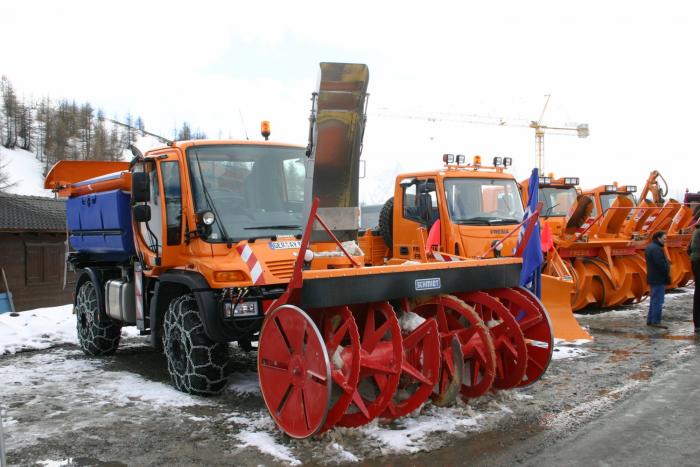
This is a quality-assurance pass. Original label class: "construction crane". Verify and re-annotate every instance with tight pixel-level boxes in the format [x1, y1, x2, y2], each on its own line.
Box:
[529, 95, 589, 172]
[371, 95, 589, 172]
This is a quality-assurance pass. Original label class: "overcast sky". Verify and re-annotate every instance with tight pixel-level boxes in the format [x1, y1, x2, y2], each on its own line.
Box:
[3, 0, 699, 203]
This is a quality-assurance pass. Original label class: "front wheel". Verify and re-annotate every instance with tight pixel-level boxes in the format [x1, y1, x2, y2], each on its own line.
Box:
[75, 280, 121, 356]
[163, 294, 230, 396]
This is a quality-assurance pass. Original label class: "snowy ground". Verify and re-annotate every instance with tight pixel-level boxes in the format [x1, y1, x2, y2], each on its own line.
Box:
[1, 287, 697, 466]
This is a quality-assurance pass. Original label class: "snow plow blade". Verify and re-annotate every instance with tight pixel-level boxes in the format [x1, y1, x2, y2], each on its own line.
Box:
[44, 160, 131, 197]
[541, 274, 592, 341]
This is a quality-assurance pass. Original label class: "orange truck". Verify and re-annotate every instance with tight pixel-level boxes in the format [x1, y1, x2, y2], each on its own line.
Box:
[45, 63, 554, 438]
[525, 177, 648, 310]
[360, 157, 590, 342]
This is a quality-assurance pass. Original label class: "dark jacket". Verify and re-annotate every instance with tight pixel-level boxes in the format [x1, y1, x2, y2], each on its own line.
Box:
[646, 239, 670, 285]
[688, 228, 700, 262]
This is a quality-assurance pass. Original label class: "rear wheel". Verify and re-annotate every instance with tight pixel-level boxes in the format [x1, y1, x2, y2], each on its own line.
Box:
[75, 280, 121, 356]
[163, 294, 230, 396]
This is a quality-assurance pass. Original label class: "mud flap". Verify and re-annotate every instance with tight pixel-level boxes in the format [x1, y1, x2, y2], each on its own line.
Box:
[541, 274, 592, 341]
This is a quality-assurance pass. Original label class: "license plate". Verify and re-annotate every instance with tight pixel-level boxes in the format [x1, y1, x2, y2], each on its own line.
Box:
[269, 240, 301, 250]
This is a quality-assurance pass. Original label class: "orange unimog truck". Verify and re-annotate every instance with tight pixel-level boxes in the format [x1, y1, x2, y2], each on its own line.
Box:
[521, 177, 647, 311]
[45, 63, 553, 439]
[359, 156, 590, 341]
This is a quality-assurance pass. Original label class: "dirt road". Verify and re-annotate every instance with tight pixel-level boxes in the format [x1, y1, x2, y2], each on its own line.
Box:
[1, 288, 697, 466]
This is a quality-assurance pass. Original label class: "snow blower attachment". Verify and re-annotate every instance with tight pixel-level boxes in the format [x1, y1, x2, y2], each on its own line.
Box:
[526, 171, 695, 313]
[45, 62, 554, 440]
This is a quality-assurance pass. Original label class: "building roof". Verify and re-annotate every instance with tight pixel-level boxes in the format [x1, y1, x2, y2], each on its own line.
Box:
[0, 192, 66, 232]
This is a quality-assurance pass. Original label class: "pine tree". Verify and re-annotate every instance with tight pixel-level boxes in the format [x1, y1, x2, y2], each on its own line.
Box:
[91, 109, 107, 161]
[135, 116, 145, 134]
[177, 122, 192, 141]
[79, 102, 94, 160]
[1, 76, 19, 148]
[18, 101, 34, 150]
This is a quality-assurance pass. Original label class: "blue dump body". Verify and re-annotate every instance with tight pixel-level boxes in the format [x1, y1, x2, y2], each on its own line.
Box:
[67, 189, 135, 259]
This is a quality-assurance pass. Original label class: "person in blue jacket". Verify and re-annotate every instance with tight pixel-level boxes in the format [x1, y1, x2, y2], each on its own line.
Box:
[688, 222, 700, 333]
[645, 230, 670, 328]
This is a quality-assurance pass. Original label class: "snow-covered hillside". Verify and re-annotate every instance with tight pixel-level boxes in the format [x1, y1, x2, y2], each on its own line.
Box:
[0, 135, 166, 197]
[1, 145, 54, 197]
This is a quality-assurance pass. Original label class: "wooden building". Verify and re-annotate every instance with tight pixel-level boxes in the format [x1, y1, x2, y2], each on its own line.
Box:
[0, 192, 75, 311]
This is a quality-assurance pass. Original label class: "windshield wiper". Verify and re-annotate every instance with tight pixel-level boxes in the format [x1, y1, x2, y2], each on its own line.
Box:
[243, 225, 302, 230]
[544, 203, 560, 218]
[456, 216, 519, 225]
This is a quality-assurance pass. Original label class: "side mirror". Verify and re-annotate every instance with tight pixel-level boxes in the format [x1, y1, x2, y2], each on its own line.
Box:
[133, 204, 151, 223]
[132, 172, 150, 203]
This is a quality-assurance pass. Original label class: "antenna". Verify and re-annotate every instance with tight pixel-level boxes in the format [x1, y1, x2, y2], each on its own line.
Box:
[238, 108, 249, 140]
[103, 117, 173, 146]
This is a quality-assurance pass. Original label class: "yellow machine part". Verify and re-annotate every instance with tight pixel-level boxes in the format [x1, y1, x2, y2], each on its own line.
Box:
[541, 274, 592, 341]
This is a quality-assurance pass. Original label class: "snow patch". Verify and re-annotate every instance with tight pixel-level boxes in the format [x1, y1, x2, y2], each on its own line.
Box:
[0, 145, 54, 197]
[0, 304, 75, 355]
[0, 349, 208, 409]
[0, 304, 141, 355]
[360, 405, 480, 454]
[314, 241, 365, 257]
[228, 411, 302, 465]
[36, 460, 73, 467]
[399, 311, 426, 333]
[226, 371, 260, 395]
[551, 344, 589, 360]
[325, 442, 360, 463]
[237, 431, 301, 465]
[86, 372, 211, 408]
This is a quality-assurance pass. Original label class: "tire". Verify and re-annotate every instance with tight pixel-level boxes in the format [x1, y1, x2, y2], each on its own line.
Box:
[75, 280, 121, 356]
[379, 197, 394, 249]
[163, 294, 230, 396]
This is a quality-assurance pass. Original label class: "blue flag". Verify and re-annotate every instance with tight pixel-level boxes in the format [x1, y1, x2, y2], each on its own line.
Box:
[518, 168, 544, 297]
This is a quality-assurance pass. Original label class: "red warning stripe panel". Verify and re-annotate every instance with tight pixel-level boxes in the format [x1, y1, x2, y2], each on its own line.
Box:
[236, 244, 266, 285]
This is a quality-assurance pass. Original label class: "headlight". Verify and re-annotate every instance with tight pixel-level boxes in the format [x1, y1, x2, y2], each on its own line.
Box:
[304, 249, 315, 262]
[223, 301, 259, 318]
[202, 211, 215, 225]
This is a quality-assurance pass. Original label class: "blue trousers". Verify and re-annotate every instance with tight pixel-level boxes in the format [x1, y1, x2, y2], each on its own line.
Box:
[647, 284, 666, 324]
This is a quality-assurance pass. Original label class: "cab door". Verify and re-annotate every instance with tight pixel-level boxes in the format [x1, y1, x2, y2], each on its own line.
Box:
[132, 152, 184, 270]
[393, 177, 439, 260]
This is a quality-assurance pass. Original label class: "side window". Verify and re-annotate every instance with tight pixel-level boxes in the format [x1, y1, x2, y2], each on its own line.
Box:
[283, 158, 305, 204]
[403, 183, 418, 220]
[403, 179, 438, 226]
[161, 161, 182, 246]
[588, 196, 598, 217]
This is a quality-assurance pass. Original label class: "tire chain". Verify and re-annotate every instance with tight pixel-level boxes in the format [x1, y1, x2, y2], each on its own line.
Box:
[162, 294, 230, 396]
[75, 281, 121, 356]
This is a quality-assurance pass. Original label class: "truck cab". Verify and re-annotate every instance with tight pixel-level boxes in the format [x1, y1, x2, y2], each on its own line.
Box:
[385, 155, 524, 260]
[520, 176, 580, 238]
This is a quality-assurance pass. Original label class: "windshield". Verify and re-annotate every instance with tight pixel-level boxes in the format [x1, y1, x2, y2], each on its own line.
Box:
[187, 145, 306, 242]
[539, 187, 578, 217]
[444, 178, 524, 225]
[600, 193, 636, 213]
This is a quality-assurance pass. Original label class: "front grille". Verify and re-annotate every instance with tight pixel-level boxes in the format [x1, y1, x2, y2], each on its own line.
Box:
[266, 259, 296, 280]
